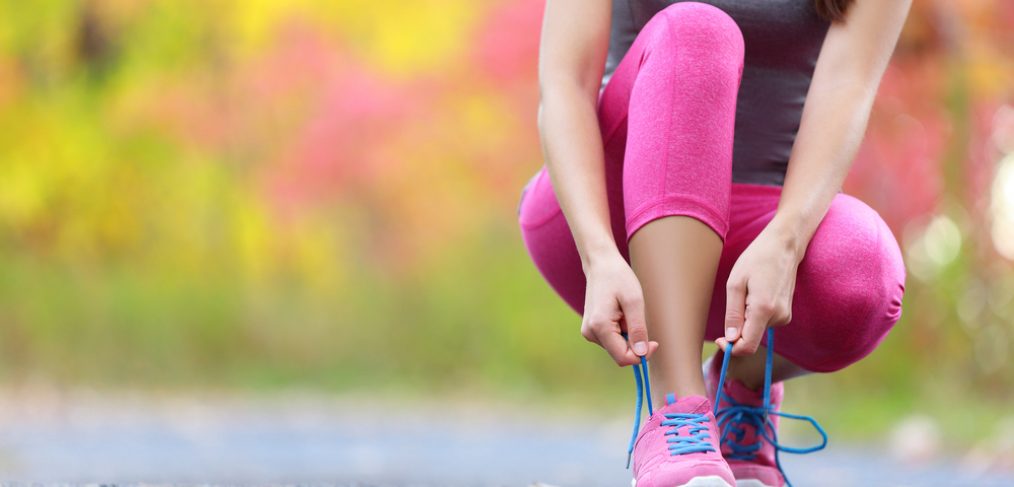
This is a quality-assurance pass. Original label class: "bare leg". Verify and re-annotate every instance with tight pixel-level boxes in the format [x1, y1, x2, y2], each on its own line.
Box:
[718, 346, 812, 390]
[629, 215, 724, 406]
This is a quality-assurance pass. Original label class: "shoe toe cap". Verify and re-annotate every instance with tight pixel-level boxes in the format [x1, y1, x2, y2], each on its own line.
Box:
[637, 459, 735, 487]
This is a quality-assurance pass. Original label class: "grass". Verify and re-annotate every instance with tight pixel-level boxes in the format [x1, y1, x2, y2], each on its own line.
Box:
[0, 226, 1009, 453]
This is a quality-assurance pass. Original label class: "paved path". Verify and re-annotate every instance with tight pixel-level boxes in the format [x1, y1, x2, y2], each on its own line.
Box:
[0, 389, 1011, 486]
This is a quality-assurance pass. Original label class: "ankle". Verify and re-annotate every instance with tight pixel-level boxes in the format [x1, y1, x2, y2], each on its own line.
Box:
[726, 359, 765, 392]
[654, 383, 707, 409]
[729, 370, 764, 392]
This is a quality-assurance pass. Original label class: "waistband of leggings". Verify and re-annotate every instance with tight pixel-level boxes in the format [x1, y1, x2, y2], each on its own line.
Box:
[731, 181, 784, 194]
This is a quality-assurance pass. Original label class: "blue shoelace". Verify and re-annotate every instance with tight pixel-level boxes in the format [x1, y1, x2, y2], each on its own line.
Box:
[623, 334, 715, 469]
[623, 328, 828, 487]
[712, 328, 828, 487]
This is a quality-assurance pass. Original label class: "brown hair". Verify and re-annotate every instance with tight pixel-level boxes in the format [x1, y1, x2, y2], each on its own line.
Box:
[814, 0, 855, 22]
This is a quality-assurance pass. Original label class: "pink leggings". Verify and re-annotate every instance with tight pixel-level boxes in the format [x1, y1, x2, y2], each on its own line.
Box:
[517, 2, 906, 373]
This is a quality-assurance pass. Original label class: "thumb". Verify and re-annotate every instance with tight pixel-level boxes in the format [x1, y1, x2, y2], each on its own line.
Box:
[724, 277, 746, 343]
[619, 292, 649, 356]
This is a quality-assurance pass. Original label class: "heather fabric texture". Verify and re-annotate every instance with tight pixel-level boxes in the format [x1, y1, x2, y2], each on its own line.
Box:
[631, 394, 735, 486]
[603, 0, 832, 186]
[517, 2, 906, 373]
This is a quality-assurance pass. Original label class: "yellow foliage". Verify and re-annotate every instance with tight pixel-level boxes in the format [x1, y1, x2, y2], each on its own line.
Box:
[225, 0, 483, 76]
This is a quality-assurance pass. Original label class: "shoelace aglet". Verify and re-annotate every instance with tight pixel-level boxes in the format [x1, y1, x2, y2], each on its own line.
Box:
[626, 452, 632, 470]
[639, 356, 653, 416]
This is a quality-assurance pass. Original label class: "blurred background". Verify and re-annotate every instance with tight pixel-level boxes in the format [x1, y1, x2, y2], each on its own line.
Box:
[0, 0, 1012, 484]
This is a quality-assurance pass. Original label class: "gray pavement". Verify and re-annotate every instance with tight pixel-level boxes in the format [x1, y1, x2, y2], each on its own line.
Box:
[0, 388, 1011, 486]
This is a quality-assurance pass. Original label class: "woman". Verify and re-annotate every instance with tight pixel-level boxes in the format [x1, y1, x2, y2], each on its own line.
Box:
[517, 0, 911, 486]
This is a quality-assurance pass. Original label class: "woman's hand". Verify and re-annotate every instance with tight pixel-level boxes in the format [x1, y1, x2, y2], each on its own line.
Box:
[717, 219, 805, 356]
[581, 252, 660, 366]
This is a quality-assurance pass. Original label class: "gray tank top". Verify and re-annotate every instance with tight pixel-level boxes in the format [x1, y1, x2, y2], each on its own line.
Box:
[602, 0, 831, 186]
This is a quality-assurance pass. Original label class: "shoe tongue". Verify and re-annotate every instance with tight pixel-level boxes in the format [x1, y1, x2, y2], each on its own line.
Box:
[708, 350, 767, 405]
[661, 393, 710, 414]
[725, 377, 766, 404]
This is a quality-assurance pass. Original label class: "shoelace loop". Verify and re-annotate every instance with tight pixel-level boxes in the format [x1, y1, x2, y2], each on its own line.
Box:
[622, 328, 828, 484]
[712, 328, 828, 487]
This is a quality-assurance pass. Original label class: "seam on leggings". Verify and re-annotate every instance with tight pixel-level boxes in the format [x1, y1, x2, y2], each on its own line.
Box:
[517, 172, 565, 230]
[600, 97, 631, 153]
[658, 17, 677, 217]
[519, 205, 567, 230]
[625, 193, 728, 241]
[598, 56, 629, 144]
[600, 0, 649, 144]
[600, 111, 629, 149]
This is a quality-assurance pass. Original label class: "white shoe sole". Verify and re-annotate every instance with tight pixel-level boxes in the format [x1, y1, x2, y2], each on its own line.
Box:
[631, 475, 734, 487]
[736, 480, 779, 487]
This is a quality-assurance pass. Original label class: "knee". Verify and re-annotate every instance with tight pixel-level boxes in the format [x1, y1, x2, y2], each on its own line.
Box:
[796, 196, 907, 372]
[656, 2, 741, 33]
[810, 280, 904, 373]
[648, 2, 744, 64]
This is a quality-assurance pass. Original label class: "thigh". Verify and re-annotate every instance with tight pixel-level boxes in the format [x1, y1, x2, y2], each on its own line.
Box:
[517, 167, 587, 315]
[704, 184, 907, 372]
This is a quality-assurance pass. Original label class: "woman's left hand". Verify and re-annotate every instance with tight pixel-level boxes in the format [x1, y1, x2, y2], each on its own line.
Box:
[717, 219, 805, 356]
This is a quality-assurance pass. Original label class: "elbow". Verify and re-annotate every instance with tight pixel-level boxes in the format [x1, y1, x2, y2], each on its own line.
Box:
[814, 76, 878, 114]
[536, 101, 546, 136]
[826, 57, 892, 105]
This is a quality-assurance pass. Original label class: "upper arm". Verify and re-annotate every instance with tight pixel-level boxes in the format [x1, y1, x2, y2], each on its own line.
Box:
[538, 0, 612, 102]
[812, 0, 912, 95]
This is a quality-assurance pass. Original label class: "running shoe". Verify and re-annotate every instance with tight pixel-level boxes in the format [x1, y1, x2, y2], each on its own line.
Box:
[704, 329, 828, 487]
[623, 344, 735, 487]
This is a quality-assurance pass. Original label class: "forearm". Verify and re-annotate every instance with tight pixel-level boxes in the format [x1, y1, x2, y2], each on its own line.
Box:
[538, 84, 617, 271]
[768, 0, 910, 262]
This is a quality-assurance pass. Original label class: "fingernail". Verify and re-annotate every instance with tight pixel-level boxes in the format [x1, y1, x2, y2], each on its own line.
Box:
[633, 341, 648, 356]
[725, 327, 737, 340]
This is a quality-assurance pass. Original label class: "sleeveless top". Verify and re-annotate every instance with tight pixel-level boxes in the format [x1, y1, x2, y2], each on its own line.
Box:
[602, 0, 831, 186]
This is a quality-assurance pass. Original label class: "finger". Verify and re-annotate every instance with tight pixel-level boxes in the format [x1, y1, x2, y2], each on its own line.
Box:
[732, 301, 769, 356]
[618, 292, 649, 356]
[644, 340, 660, 359]
[724, 276, 747, 343]
[598, 327, 640, 366]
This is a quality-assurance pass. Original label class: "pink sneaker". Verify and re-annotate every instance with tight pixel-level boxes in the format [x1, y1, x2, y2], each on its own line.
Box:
[703, 329, 828, 487]
[630, 392, 735, 487]
[704, 349, 785, 487]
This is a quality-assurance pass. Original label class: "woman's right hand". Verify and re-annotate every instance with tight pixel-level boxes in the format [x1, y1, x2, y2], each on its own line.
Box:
[580, 252, 659, 366]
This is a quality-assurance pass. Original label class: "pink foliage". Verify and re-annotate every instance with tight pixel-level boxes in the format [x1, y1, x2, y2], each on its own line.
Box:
[469, 0, 544, 206]
[240, 24, 426, 215]
[846, 61, 948, 236]
[472, 0, 542, 87]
